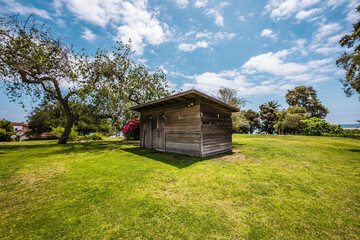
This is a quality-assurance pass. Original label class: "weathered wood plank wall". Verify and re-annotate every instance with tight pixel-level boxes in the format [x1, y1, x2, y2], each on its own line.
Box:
[200, 101, 233, 157]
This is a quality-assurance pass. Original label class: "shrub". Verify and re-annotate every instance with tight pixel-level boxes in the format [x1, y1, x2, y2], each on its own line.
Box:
[123, 118, 140, 140]
[0, 119, 15, 141]
[300, 117, 344, 136]
[50, 126, 79, 140]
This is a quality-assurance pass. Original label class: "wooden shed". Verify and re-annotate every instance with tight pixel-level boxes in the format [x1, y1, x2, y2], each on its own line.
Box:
[130, 89, 239, 157]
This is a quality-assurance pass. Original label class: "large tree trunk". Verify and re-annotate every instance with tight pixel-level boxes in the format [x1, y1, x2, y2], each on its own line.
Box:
[58, 102, 74, 144]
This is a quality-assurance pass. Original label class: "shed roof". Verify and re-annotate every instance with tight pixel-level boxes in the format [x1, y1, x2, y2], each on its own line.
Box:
[130, 89, 240, 112]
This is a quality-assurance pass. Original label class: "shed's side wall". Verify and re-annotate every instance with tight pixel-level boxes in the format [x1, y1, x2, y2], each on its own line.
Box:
[141, 101, 202, 156]
[200, 101, 233, 157]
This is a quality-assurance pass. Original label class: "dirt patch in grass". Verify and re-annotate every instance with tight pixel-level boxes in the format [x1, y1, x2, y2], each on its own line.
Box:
[20, 166, 66, 186]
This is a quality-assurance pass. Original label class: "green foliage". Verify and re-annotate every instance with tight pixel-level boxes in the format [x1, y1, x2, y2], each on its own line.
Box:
[217, 88, 247, 109]
[321, 132, 360, 139]
[300, 117, 344, 136]
[286, 86, 328, 118]
[232, 112, 250, 133]
[0, 15, 172, 144]
[27, 101, 111, 137]
[77, 133, 104, 141]
[274, 106, 310, 134]
[0, 119, 15, 141]
[336, 5, 360, 99]
[242, 109, 260, 134]
[50, 126, 79, 141]
[259, 102, 279, 134]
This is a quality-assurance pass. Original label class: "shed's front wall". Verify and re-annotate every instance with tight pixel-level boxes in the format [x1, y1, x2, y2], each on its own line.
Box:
[140, 100, 202, 156]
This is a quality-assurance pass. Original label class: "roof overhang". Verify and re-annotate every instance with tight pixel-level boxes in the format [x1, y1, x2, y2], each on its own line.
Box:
[130, 89, 240, 112]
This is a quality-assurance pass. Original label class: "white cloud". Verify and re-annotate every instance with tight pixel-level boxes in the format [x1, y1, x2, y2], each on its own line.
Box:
[194, 0, 208, 8]
[0, 0, 51, 19]
[238, 16, 245, 21]
[204, 2, 230, 27]
[309, 22, 344, 55]
[313, 22, 342, 42]
[81, 28, 97, 42]
[195, 30, 236, 40]
[178, 41, 208, 52]
[241, 49, 334, 84]
[264, 0, 321, 21]
[295, 8, 322, 21]
[174, 0, 188, 9]
[260, 29, 278, 39]
[61, 0, 171, 55]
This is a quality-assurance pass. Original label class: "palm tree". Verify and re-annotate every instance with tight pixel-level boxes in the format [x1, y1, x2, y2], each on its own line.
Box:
[266, 100, 281, 110]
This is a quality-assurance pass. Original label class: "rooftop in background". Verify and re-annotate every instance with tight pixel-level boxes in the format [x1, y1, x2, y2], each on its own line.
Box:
[130, 89, 240, 112]
[11, 122, 28, 127]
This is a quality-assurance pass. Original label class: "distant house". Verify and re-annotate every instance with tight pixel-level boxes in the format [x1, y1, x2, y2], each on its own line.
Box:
[11, 122, 29, 141]
[130, 89, 239, 157]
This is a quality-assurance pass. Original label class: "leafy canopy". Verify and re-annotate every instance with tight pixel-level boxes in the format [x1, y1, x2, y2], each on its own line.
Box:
[336, 5, 360, 99]
[285, 86, 328, 119]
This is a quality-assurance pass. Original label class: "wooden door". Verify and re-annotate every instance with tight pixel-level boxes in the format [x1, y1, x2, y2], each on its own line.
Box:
[157, 115, 165, 149]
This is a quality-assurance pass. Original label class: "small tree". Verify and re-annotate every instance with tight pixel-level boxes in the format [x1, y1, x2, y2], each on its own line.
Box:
[243, 109, 260, 134]
[122, 118, 140, 140]
[274, 106, 310, 134]
[259, 101, 279, 134]
[217, 87, 247, 109]
[0, 119, 15, 141]
[232, 112, 250, 133]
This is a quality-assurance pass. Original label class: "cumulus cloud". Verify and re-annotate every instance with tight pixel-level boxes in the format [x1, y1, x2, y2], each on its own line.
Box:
[81, 28, 97, 42]
[194, 0, 208, 8]
[60, 0, 171, 55]
[260, 29, 278, 39]
[178, 41, 208, 52]
[0, 0, 51, 19]
[264, 0, 321, 21]
[242, 49, 333, 84]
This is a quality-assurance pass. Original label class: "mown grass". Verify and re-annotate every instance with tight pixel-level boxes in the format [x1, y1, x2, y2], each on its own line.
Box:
[0, 135, 359, 239]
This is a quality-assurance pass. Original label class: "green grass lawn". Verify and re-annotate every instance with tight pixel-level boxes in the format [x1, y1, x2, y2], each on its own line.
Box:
[0, 135, 359, 239]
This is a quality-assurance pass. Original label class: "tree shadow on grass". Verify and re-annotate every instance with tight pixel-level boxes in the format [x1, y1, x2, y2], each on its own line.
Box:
[122, 147, 204, 169]
[1, 139, 204, 169]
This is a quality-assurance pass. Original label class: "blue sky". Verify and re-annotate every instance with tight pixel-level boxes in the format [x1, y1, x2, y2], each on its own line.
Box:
[0, 0, 359, 124]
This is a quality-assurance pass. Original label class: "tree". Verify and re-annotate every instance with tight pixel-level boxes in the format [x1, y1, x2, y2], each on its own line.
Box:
[217, 87, 247, 109]
[27, 101, 111, 137]
[0, 15, 172, 143]
[0, 119, 15, 141]
[0, 15, 88, 144]
[243, 109, 260, 134]
[259, 101, 279, 134]
[336, 5, 360, 99]
[285, 86, 328, 118]
[274, 106, 310, 134]
[231, 112, 250, 133]
[83, 47, 173, 134]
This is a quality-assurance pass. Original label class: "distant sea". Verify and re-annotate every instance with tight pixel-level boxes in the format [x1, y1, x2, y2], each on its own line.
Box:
[341, 124, 360, 128]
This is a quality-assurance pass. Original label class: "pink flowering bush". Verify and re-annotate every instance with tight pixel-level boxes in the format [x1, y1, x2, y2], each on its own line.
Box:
[122, 118, 140, 140]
